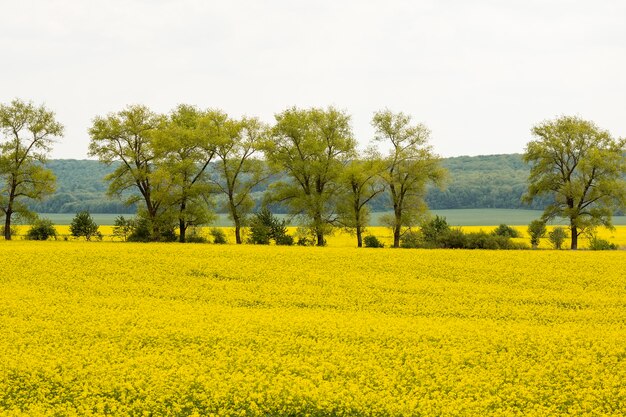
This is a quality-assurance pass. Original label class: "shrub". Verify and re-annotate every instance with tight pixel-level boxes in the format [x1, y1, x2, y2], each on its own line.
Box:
[296, 236, 313, 246]
[588, 237, 617, 251]
[185, 227, 208, 243]
[527, 220, 547, 249]
[465, 232, 518, 250]
[400, 231, 422, 249]
[112, 215, 136, 242]
[70, 211, 101, 241]
[127, 214, 177, 242]
[210, 228, 227, 244]
[548, 227, 568, 250]
[492, 224, 520, 238]
[438, 228, 467, 249]
[249, 209, 291, 245]
[364, 235, 384, 248]
[26, 218, 57, 241]
[275, 234, 294, 246]
[420, 216, 450, 244]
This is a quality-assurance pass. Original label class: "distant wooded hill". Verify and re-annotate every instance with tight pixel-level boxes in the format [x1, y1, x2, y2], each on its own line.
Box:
[29, 154, 547, 214]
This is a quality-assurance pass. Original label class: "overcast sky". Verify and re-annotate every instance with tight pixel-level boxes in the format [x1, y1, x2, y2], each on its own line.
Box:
[1, 0, 625, 159]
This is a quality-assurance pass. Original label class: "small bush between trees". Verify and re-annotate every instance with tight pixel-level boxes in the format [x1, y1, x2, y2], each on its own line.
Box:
[26, 218, 57, 240]
[364, 235, 384, 248]
[399, 217, 528, 250]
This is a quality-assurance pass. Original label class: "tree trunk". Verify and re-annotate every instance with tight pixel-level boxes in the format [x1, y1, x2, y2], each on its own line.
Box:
[179, 219, 186, 243]
[356, 225, 363, 248]
[393, 225, 401, 248]
[392, 209, 402, 248]
[234, 219, 242, 244]
[316, 230, 324, 246]
[4, 209, 12, 240]
[571, 225, 578, 250]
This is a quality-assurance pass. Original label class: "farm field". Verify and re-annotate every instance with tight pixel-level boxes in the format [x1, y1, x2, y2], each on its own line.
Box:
[1, 242, 626, 415]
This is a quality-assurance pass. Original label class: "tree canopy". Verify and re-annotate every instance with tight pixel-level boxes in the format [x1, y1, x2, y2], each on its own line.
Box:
[0, 99, 63, 239]
[523, 116, 626, 249]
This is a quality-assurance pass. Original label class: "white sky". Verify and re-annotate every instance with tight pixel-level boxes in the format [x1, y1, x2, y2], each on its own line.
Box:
[1, 0, 625, 159]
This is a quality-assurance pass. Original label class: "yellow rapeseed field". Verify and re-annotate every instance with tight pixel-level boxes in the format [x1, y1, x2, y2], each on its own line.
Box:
[1, 241, 625, 415]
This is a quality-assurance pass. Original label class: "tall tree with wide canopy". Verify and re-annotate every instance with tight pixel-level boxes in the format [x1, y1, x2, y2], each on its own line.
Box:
[524, 116, 626, 249]
[211, 115, 270, 244]
[372, 109, 446, 248]
[0, 99, 63, 240]
[336, 151, 385, 247]
[88, 105, 169, 240]
[152, 105, 217, 242]
[265, 106, 356, 246]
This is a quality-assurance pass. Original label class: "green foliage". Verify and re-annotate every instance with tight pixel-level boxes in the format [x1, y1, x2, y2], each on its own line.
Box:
[492, 224, 520, 238]
[248, 209, 292, 245]
[438, 228, 467, 249]
[548, 227, 568, 250]
[420, 216, 450, 243]
[210, 116, 270, 244]
[264, 106, 356, 246]
[127, 212, 177, 242]
[363, 235, 384, 248]
[372, 109, 447, 247]
[527, 220, 547, 248]
[588, 237, 618, 251]
[26, 218, 57, 240]
[112, 215, 135, 241]
[400, 231, 422, 249]
[210, 228, 227, 244]
[524, 116, 626, 249]
[70, 211, 101, 241]
[0, 99, 62, 240]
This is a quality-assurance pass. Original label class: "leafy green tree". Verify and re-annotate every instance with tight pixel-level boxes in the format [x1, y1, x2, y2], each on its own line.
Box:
[152, 105, 217, 242]
[372, 109, 446, 248]
[0, 99, 63, 240]
[70, 211, 101, 241]
[548, 226, 568, 250]
[336, 153, 385, 247]
[26, 218, 57, 240]
[112, 215, 135, 241]
[265, 107, 356, 246]
[248, 208, 291, 245]
[523, 116, 626, 249]
[210, 115, 270, 244]
[88, 105, 172, 241]
[527, 219, 547, 249]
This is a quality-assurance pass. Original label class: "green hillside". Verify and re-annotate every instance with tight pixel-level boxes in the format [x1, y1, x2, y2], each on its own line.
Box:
[28, 154, 544, 214]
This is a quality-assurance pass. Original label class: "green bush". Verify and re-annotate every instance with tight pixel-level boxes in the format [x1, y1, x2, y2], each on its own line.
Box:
[438, 228, 467, 249]
[492, 224, 520, 238]
[588, 237, 617, 251]
[364, 235, 384, 248]
[249, 209, 291, 245]
[527, 220, 547, 249]
[275, 234, 294, 246]
[210, 228, 227, 244]
[26, 218, 57, 241]
[112, 215, 136, 242]
[548, 227, 568, 250]
[400, 231, 422, 248]
[420, 216, 450, 244]
[70, 211, 102, 241]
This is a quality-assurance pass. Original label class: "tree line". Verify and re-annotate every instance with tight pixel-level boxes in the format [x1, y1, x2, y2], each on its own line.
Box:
[24, 154, 548, 214]
[2, 99, 625, 249]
